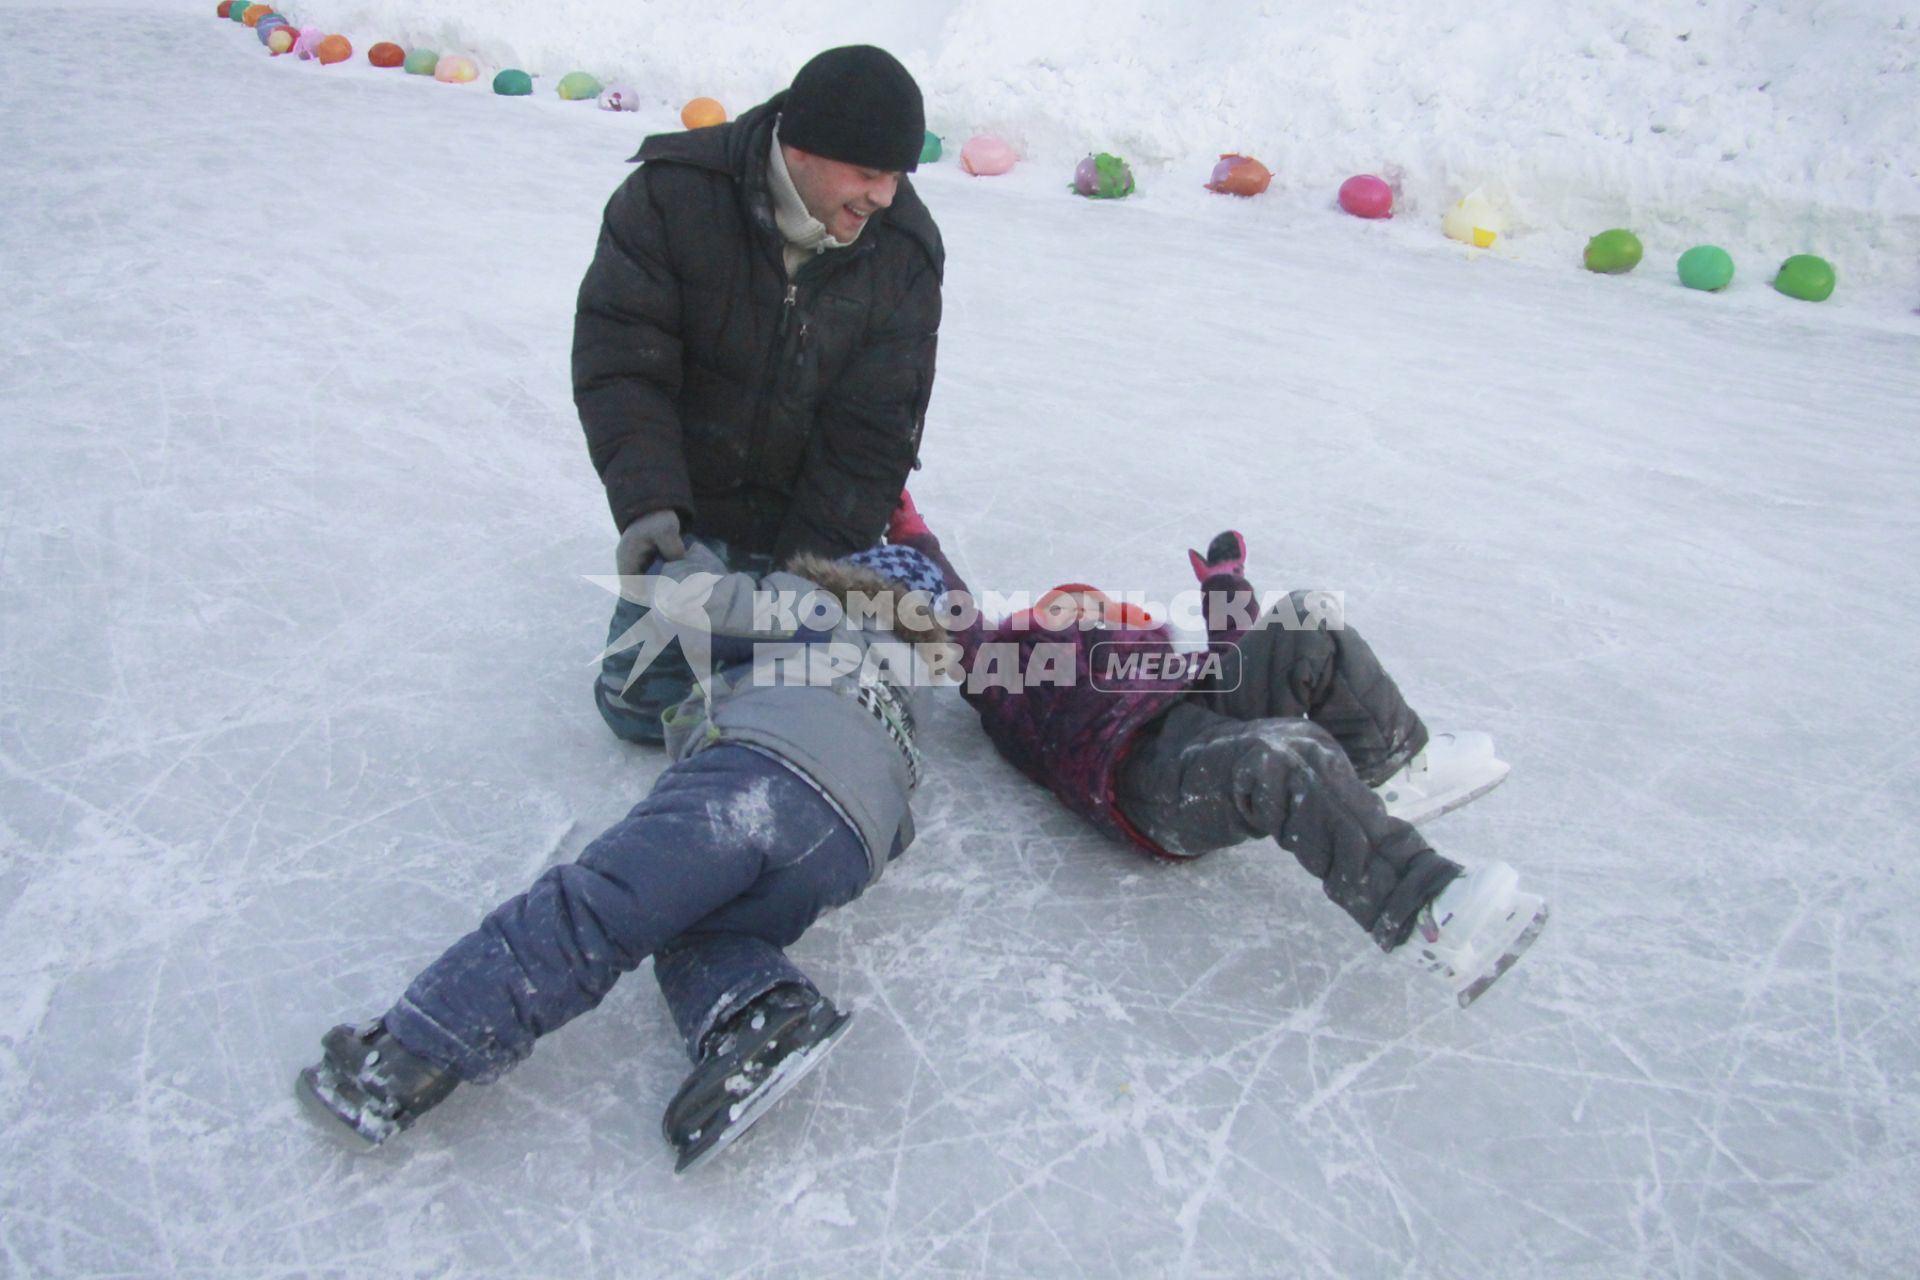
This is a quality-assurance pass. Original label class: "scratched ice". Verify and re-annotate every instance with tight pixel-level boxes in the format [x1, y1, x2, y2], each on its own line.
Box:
[1, 8, 1917, 1280]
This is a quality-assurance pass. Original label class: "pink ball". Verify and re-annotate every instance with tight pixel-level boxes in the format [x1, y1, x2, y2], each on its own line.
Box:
[598, 85, 640, 112]
[294, 26, 324, 60]
[1338, 174, 1394, 219]
[960, 134, 1016, 177]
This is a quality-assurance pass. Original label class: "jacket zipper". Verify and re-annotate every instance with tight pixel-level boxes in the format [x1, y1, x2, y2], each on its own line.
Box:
[748, 242, 876, 506]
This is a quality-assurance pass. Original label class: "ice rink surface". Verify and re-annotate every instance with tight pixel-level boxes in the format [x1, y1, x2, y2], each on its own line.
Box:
[3, 10, 1918, 1279]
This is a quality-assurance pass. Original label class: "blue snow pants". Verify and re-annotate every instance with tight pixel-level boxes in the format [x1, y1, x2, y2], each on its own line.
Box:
[594, 537, 772, 745]
[382, 745, 871, 1083]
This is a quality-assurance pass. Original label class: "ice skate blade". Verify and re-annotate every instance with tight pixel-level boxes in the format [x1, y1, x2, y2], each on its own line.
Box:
[1454, 899, 1550, 1008]
[296, 1064, 393, 1151]
[673, 1013, 853, 1175]
[1381, 759, 1510, 827]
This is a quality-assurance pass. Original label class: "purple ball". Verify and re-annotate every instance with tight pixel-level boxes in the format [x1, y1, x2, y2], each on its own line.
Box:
[256, 15, 289, 45]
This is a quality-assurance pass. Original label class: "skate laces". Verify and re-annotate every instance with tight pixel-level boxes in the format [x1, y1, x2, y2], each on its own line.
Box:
[1416, 901, 1443, 945]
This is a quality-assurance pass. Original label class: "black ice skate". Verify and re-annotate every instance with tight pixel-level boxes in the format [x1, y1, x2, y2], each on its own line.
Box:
[662, 986, 853, 1174]
[296, 1018, 458, 1147]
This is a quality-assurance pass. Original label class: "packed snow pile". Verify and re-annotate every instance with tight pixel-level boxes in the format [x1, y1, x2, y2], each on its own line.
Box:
[290, 0, 1919, 301]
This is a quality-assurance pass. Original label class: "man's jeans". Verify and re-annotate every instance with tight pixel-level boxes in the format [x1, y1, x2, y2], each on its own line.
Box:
[594, 537, 773, 744]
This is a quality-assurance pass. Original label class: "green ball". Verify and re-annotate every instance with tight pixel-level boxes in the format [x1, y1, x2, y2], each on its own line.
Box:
[404, 48, 440, 76]
[556, 71, 603, 101]
[1584, 228, 1644, 274]
[493, 69, 534, 96]
[1676, 245, 1735, 291]
[1773, 254, 1835, 302]
[919, 130, 941, 164]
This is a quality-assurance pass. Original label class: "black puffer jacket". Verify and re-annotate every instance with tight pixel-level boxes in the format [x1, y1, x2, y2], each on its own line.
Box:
[573, 94, 944, 563]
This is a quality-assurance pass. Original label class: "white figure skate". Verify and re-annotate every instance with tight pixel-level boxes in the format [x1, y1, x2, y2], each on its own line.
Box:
[1374, 731, 1510, 825]
[1407, 861, 1549, 1007]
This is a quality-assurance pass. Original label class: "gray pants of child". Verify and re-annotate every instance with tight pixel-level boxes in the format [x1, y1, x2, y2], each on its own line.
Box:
[1115, 595, 1459, 950]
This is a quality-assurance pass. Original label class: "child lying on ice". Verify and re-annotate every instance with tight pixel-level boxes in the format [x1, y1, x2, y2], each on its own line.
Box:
[297, 540, 951, 1171]
[888, 492, 1548, 1006]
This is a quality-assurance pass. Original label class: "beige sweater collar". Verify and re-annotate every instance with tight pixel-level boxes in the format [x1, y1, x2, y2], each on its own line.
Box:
[768, 125, 861, 276]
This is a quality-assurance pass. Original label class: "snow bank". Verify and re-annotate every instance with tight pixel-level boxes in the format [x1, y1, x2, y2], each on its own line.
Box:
[197, 0, 1920, 300]
[279, 0, 1918, 298]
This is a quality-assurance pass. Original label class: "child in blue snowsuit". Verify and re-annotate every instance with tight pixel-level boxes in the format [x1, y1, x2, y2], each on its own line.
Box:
[298, 540, 951, 1171]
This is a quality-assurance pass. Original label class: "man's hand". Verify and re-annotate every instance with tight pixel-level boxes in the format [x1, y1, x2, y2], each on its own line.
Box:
[887, 489, 930, 543]
[615, 510, 687, 576]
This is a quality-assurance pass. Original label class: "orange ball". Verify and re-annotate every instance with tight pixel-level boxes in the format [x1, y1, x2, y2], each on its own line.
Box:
[1205, 154, 1273, 197]
[368, 41, 405, 68]
[241, 4, 273, 26]
[316, 34, 352, 65]
[681, 97, 727, 129]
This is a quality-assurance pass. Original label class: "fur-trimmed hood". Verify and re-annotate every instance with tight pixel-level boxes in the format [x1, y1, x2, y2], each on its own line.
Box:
[785, 554, 949, 649]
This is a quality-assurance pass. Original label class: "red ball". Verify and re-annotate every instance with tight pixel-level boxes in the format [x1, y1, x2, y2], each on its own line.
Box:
[368, 41, 405, 68]
[216, 2, 234, 17]
[1338, 174, 1394, 219]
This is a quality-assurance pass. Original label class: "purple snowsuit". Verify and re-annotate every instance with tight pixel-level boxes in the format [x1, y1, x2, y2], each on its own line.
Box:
[900, 529, 1251, 856]
[900, 529, 1459, 950]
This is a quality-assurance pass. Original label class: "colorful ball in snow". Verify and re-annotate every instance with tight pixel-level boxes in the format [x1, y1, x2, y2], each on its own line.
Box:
[1072, 153, 1135, 199]
[434, 54, 478, 83]
[316, 35, 352, 65]
[256, 15, 288, 44]
[216, 2, 235, 17]
[1205, 154, 1271, 197]
[294, 27, 325, 59]
[1773, 254, 1835, 302]
[681, 97, 727, 128]
[1676, 245, 1735, 292]
[404, 48, 440, 75]
[493, 69, 534, 96]
[1442, 189, 1504, 247]
[368, 42, 406, 68]
[229, 3, 250, 21]
[241, 4, 272, 26]
[598, 85, 640, 112]
[1584, 229, 1643, 274]
[266, 26, 294, 55]
[1338, 174, 1393, 219]
[557, 71, 603, 101]
[960, 135, 1016, 176]
[919, 130, 941, 164]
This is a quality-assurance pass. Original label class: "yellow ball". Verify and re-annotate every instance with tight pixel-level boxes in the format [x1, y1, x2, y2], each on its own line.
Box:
[1442, 189, 1506, 248]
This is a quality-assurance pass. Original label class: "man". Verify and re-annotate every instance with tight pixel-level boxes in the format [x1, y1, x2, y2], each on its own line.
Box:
[574, 45, 944, 742]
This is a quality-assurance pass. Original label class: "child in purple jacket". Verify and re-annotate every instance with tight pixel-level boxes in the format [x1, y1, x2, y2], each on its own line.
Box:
[891, 493, 1547, 1006]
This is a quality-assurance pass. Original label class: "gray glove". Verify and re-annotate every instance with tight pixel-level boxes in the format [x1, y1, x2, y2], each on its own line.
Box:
[615, 510, 687, 576]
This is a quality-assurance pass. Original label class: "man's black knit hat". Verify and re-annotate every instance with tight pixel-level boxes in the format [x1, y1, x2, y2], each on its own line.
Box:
[780, 45, 926, 174]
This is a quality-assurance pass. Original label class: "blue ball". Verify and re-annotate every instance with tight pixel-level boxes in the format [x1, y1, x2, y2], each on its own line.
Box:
[256, 15, 289, 45]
